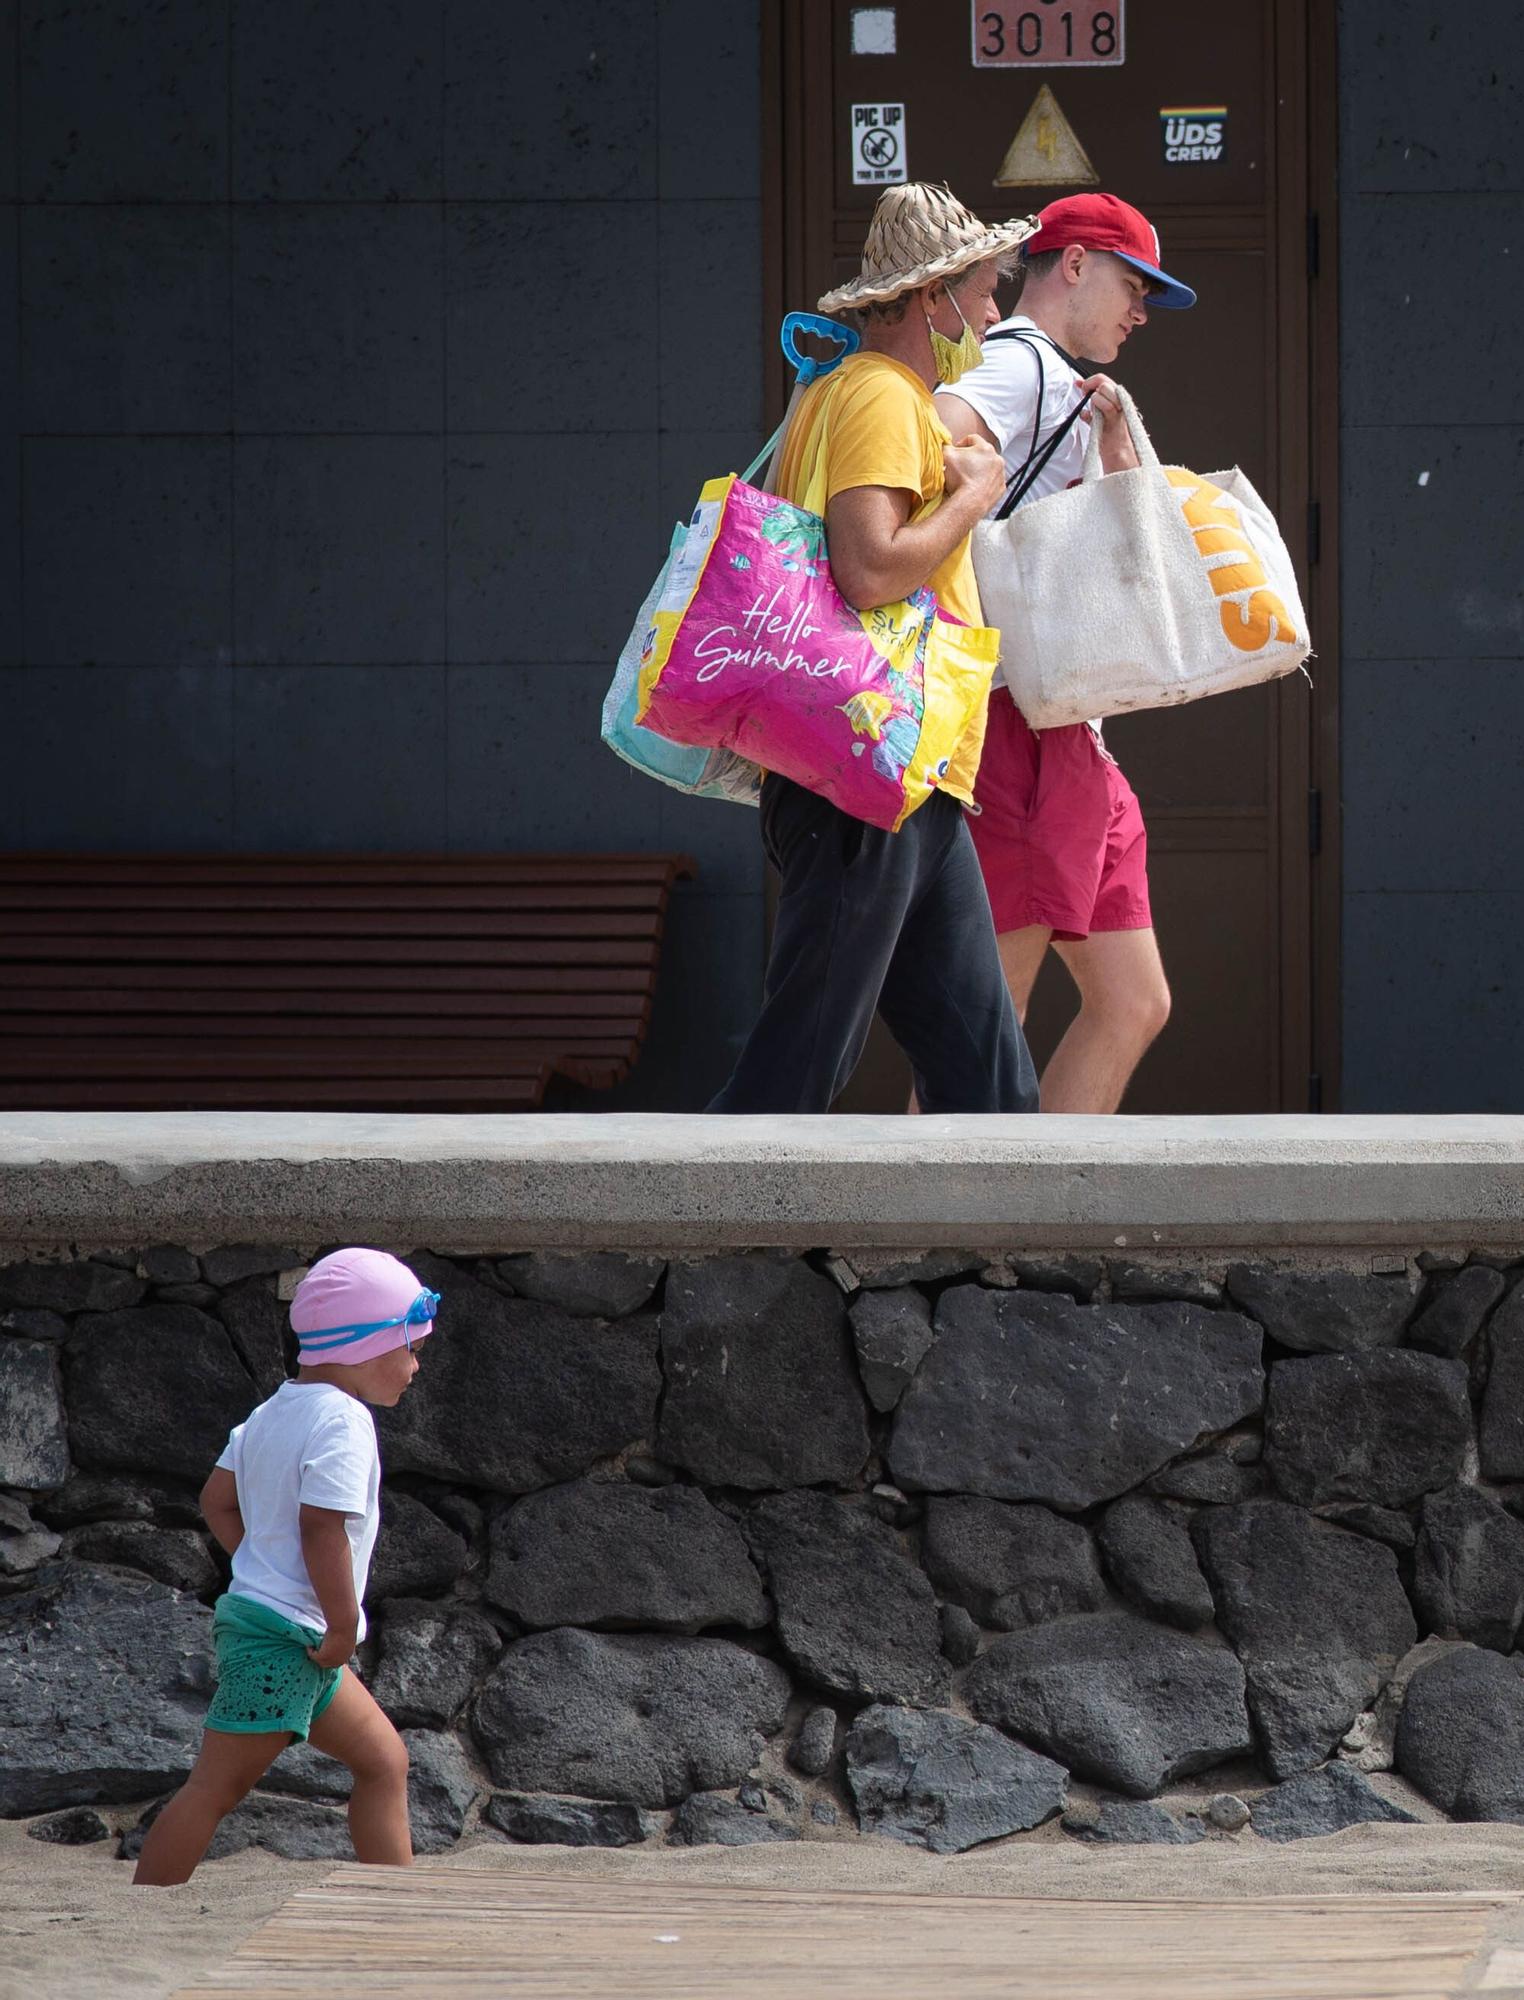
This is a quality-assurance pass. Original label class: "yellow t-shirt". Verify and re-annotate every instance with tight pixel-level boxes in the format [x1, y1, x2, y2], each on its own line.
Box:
[774, 352, 988, 804]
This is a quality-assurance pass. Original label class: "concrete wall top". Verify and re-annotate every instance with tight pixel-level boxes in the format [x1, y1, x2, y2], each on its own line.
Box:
[3, 1113, 1524, 1256]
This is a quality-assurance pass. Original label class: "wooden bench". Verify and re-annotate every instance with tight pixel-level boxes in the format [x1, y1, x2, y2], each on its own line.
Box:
[0, 853, 695, 1111]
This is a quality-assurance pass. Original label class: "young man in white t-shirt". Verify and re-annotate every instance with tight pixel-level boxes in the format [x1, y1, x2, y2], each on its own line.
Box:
[936, 193, 1196, 1112]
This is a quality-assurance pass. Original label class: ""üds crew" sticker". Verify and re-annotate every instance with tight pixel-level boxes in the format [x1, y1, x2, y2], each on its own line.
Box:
[1161, 106, 1226, 164]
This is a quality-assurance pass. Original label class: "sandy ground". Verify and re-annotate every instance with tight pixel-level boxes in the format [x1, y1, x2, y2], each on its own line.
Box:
[5, 1805, 1524, 2000]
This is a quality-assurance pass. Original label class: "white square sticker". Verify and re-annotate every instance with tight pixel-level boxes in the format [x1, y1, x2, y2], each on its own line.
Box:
[851, 8, 897, 55]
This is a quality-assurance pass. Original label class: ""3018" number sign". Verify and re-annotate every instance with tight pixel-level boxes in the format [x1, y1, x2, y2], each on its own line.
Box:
[972, 0, 1124, 66]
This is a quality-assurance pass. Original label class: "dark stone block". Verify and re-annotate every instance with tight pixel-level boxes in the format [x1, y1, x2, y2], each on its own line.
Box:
[447, 204, 659, 432]
[200, 1246, 295, 1288]
[1250, 1762, 1419, 1842]
[659, 202, 764, 434]
[33, 1473, 158, 1529]
[25, 439, 231, 666]
[471, 1628, 790, 1807]
[64, 1305, 255, 1481]
[486, 1793, 653, 1847]
[21, 0, 228, 200]
[233, 205, 443, 432]
[965, 1610, 1251, 1798]
[747, 1490, 946, 1706]
[153, 1284, 221, 1309]
[845, 1704, 1067, 1853]
[369, 1600, 503, 1730]
[1063, 1799, 1205, 1845]
[63, 1522, 220, 1599]
[0, 1495, 63, 1576]
[374, 1256, 660, 1495]
[1108, 1262, 1223, 1308]
[484, 1478, 767, 1633]
[495, 1252, 665, 1320]
[0, 1307, 66, 1342]
[444, 0, 657, 200]
[0, 1338, 69, 1492]
[0, 1565, 212, 1813]
[849, 1288, 934, 1412]
[27, 1807, 110, 1846]
[138, 1247, 200, 1287]
[1144, 1455, 1266, 1504]
[1007, 1256, 1104, 1301]
[847, 1250, 987, 1290]
[1341, 3, 1524, 192]
[1223, 1265, 1414, 1353]
[888, 1286, 1263, 1507]
[1407, 1264, 1506, 1356]
[939, 1602, 981, 1667]
[1341, 197, 1524, 427]
[232, 665, 449, 849]
[1395, 1644, 1524, 1821]
[1479, 1285, 1524, 1478]
[1192, 1500, 1417, 1779]
[788, 1705, 837, 1777]
[368, 1490, 469, 1603]
[448, 435, 658, 665]
[215, 1279, 290, 1400]
[1264, 1349, 1471, 1507]
[671, 1792, 798, 1846]
[21, 206, 230, 433]
[1316, 1502, 1416, 1551]
[657, 1257, 869, 1490]
[236, 436, 446, 664]
[232, 0, 442, 199]
[1097, 1496, 1216, 1631]
[17, 666, 234, 848]
[446, 663, 668, 852]
[1341, 427, 1524, 664]
[1411, 1485, 1524, 1652]
[257, 1739, 350, 1801]
[921, 1497, 1108, 1632]
[0, 1259, 144, 1314]
[404, 1728, 480, 1854]
[658, 0, 761, 200]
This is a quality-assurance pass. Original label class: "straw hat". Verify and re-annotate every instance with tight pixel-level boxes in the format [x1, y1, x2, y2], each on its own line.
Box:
[818, 183, 1038, 314]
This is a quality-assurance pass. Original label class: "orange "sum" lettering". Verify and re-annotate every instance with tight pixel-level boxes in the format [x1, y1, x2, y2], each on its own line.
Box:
[1163, 469, 1301, 651]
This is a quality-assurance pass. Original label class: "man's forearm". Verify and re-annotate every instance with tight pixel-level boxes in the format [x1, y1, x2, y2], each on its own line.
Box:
[830, 487, 987, 609]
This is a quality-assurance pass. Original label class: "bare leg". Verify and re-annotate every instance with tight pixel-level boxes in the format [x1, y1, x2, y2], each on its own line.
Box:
[133, 1727, 290, 1886]
[1040, 928, 1171, 1113]
[307, 1667, 412, 1865]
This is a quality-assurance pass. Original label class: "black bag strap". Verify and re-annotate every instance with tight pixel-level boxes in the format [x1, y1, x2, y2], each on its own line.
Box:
[983, 329, 1095, 522]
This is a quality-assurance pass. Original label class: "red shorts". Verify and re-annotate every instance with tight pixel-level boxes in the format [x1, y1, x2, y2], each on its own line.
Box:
[967, 689, 1152, 942]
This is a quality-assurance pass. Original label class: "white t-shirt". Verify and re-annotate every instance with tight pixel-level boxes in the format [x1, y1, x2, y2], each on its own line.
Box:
[217, 1380, 381, 1639]
[936, 315, 1089, 506]
[938, 316, 1105, 740]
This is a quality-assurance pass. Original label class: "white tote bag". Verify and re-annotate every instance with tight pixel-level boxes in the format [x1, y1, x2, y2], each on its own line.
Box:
[972, 386, 1311, 730]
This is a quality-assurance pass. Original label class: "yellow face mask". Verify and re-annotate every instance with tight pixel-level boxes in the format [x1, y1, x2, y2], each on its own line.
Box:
[925, 287, 984, 386]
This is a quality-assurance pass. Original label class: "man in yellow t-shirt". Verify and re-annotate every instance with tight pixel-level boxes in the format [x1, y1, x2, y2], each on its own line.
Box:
[709, 184, 1040, 1115]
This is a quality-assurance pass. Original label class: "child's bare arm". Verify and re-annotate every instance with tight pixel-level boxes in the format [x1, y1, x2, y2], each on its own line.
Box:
[298, 1504, 360, 1667]
[199, 1466, 245, 1555]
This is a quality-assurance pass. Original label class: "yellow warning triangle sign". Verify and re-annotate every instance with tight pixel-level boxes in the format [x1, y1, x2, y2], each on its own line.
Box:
[993, 84, 1100, 189]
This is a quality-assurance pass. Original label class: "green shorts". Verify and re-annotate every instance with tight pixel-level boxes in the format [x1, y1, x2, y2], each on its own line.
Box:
[205, 1592, 344, 1740]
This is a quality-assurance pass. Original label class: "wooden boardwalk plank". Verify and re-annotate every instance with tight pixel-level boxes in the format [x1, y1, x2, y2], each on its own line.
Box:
[168, 1868, 1514, 2000]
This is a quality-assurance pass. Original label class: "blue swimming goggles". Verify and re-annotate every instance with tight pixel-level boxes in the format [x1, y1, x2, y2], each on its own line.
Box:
[299, 1288, 441, 1355]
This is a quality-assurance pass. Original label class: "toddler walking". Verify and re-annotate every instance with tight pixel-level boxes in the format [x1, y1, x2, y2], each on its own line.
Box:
[134, 1247, 438, 1886]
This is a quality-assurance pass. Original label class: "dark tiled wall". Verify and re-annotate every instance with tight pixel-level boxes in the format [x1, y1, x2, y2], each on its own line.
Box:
[1338, 0, 1524, 1109]
[0, 0, 766, 1108]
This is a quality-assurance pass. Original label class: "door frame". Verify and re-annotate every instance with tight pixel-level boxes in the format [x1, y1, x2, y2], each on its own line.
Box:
[761, 0, 1343, 1110]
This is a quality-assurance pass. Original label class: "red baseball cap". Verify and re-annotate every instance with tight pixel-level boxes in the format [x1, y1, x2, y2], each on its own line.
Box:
[1024, 193, 1196, 310]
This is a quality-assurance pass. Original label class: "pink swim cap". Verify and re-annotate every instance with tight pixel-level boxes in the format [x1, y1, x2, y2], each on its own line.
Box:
[291, 1248, 438, 1367]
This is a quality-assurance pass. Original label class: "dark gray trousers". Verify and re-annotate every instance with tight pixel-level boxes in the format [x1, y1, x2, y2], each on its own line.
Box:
[708, 776, 1039, 1114]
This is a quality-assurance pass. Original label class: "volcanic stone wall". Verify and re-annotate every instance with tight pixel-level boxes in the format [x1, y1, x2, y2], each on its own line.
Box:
[4, 1241, 1524, 1860]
